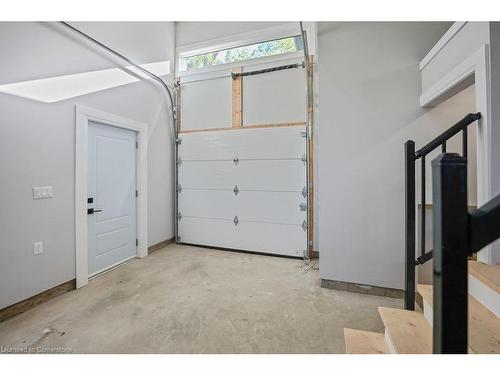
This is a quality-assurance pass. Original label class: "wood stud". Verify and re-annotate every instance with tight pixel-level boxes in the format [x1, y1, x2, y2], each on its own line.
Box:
[232, 67, 243, 127]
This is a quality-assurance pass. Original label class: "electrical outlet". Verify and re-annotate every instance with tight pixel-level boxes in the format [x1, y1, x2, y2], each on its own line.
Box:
[33, 241, 43, 255]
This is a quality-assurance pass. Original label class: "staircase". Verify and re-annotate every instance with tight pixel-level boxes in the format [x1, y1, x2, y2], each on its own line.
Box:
[344, 261, 500, 354]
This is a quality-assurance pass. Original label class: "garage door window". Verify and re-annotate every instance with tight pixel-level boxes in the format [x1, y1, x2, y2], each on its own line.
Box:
[181, 35, 303, 71]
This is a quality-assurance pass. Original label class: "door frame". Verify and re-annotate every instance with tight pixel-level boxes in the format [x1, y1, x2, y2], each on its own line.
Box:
[419, 44, 493, 263]
[75, 104, 148, 288]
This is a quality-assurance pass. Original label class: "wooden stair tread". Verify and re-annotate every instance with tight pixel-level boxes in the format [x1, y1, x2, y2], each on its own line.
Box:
[469, 260, 500, 294]
[344, 328, 388, 354]
[417, 284, 500, 354]
[378, 307, 432, 354]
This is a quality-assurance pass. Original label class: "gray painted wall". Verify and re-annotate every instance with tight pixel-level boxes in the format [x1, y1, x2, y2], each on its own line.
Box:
[315, 22, 483, 289]
[0, 22, 175, 309]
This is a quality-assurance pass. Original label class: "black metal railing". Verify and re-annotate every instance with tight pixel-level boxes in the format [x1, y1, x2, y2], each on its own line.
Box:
[432, 153, 500, 353]
[404, 112, 481, 310]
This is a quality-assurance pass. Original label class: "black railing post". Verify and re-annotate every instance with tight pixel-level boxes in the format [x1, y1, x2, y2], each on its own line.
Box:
[432, 153, 468, 354]
[404, 140, 416, 311]
[420, 155, 426, 258]
[462, 128, 468, 158]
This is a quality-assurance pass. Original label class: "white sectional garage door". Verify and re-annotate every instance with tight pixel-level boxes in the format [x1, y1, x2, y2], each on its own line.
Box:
[177, 125, 307, 257]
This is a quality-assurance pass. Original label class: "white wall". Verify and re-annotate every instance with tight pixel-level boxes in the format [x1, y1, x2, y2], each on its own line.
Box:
[315, 22, 480, 290]
[0, 22, 175, 309]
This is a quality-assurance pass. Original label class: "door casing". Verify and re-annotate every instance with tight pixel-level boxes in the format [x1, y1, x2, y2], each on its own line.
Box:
[75, 105, 148, 289]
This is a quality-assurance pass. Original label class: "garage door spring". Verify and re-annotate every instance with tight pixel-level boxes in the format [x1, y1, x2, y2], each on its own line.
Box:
[231, 62, 305, 79]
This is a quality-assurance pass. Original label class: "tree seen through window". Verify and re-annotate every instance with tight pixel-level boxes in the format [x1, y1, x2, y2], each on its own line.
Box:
[183, 36, 303, 70]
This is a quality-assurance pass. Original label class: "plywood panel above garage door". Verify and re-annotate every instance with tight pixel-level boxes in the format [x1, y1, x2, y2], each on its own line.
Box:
[242, 63, 307, 125]
[180, 77, 232, 130]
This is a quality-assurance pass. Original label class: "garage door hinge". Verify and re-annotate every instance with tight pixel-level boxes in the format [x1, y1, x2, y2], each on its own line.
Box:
[302, 187, 308, 198]
[301, 154, 307, 163]
[233, 185, 239, 195]
[135, 141, 138, 149]
[300, 130, 308, 138]
[233, 215, 239, 226]
[301, 220, 308, 231]
[175, 137, 182, 144]
[233, 156, 239, 165]
[177, 157, 182, 165]
[300, 203, 308, 211]
[136, 238, 139, 246]
[177, 184, 182, 193]
[177, 212, 182, 221]
[136, 190, 138, 197]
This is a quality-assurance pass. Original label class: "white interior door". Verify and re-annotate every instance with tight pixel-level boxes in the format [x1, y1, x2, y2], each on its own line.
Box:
[87, 122, 137, 276]
[178, 126, 307, 257]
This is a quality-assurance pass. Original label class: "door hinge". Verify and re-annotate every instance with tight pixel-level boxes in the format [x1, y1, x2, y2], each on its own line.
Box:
[175, 137, 182, 144]
[136, 238, 139, 246]
[177, 157, 182, 165]
[135, 141, 138, 149]
[301, 154, 307, 163]
[300, 203, 308, 211]
[302, 187, 308, 198]
[177, 212, 182, 221]
[135, 190, 138, 197]
[302, 220, 308, 231]
[233, 215, 239, 226]
[233, 185, 239, 196]
[176, 184, 182, 193]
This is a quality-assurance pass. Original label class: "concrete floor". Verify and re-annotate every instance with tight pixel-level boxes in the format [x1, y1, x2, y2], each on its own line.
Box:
[0, 244, 402, 353]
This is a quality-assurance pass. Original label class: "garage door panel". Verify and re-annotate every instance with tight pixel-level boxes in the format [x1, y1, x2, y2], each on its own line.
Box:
[179, 126, 305, 160]
[179, 217, 305, 257]
[179, 189, 306, 224]
[177, 125, 307, 257]
[179, 159, 305, 191]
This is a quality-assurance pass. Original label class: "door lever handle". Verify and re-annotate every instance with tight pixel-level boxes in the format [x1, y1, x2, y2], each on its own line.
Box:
[87, 208, 102, 215]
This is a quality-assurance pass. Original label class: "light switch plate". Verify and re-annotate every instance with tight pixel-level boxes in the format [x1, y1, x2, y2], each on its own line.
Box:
[33, 241, 43, 255]
[33, 186, 53, 199]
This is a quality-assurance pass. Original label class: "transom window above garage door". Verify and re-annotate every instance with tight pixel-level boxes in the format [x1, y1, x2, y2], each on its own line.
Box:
[181, 35, 304, 71]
